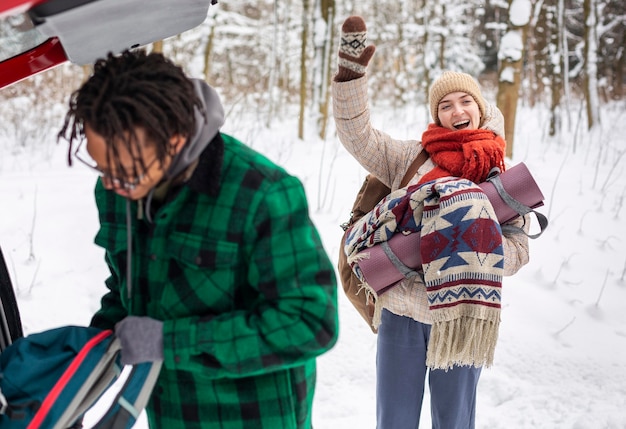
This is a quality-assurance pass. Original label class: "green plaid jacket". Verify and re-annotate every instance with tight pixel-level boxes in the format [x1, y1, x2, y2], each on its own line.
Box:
[90, 133, 339, 428]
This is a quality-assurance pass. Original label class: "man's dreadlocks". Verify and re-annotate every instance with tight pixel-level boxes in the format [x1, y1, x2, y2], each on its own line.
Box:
[58, 49, 204, 178]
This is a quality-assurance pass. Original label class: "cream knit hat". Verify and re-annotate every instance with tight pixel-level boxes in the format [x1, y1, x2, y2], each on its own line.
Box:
[429, 71, 486, 125]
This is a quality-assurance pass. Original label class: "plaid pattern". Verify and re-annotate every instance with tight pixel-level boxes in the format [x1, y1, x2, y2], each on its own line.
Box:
[332, 77, 530, 325]
[90, 133, 338, 428]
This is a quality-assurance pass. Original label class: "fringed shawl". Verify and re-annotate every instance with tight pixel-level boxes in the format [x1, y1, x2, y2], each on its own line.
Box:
[345, 177, 505, 369]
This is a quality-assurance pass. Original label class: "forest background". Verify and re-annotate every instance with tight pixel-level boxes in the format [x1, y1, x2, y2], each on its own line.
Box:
[1, 0, 624, 156]
[1, 1, 626, 427]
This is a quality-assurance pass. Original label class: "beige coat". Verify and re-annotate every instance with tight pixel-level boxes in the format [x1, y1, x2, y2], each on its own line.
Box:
[332, 76, 530, 325]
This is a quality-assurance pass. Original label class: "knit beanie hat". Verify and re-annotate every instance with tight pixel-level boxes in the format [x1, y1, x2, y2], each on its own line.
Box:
[429, 71, 486, 125]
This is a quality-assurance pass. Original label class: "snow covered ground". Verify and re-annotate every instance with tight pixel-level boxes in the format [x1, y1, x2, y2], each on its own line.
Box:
[1, 98, 625, 428]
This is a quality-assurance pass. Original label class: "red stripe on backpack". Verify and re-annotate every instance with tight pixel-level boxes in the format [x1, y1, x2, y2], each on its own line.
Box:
[26, 330, 113, 429]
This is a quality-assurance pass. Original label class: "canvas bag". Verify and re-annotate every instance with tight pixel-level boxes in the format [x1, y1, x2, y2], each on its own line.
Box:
[0, 325, 161, 429]
[338, 151, 429, 333]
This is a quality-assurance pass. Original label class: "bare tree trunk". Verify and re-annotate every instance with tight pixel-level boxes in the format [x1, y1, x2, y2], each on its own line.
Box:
[617, 28, 625, 99]
[266, 0, 279, 127]
[421, 0, 433, 124]
[203, 19, 216, 82]
[438, 4, 446, 71]
[496, 0, 530, 158]
[525, 0, 544, 108]
[395, 14, 406, 106]
[557, 0, 571, 132]
[298, 0, 310, 140]
[583, 0, 601, 129]
[548, 0, 563, 136]
[319, 0, 335, 139]
[277, 0, 292, 119]
[313, 0, 335, 140]
[81, 65, 92, 84]
[152, 40, 163, 53]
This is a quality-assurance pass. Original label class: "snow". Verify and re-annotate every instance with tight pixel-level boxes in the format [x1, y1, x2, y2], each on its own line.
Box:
[509, 0, 531, 27]
[499, 30, 524, 63]
[1, 98, 625, 428]
[499, 65, 517, 84]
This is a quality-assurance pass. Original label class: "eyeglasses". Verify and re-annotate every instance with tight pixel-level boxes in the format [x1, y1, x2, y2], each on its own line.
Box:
[74, 139, 159, 191]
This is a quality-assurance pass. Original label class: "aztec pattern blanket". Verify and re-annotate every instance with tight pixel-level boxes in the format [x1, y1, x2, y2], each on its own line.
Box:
[345, 177, 504, 369]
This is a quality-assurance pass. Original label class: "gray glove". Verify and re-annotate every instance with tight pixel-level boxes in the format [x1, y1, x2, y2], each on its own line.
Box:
[115, 316, 164, 366]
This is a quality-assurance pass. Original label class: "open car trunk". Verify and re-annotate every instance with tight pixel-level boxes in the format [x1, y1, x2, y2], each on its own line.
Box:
[0, 0, 216, 89]
[0, 246, 23, 352]
[0, 0, 217, 347]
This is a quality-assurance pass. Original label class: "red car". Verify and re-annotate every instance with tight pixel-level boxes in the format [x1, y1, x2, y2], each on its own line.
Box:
[0, 0, 215, 348]
[0, 0, 216, 90]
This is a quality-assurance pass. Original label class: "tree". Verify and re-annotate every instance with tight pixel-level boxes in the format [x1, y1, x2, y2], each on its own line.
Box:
[152, 40, 163, 53]
[582, 0, 601, 129]
[497, 0, 531, 158]
[533, 0, 566, 136]
[3, 0, 624, 147]
[202, 14, 217, 84]
[298, 0, 310, 139]
[311, 0, 335, 139]
[549, 0, 567, 136]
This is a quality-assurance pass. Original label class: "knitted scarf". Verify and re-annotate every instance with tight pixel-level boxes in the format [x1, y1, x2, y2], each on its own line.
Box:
[419, 124, 506, 185]
[345, 178, 504, 369]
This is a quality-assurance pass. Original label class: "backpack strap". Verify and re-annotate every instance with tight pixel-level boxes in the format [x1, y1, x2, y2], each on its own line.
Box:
[400, 149, 429, 188]
[340, 149, 430, 232]
[486, 172, 549, 239]
[92, 360, 162, 429]
[0, 394, 39, 420]
[364, 150, 429, 284]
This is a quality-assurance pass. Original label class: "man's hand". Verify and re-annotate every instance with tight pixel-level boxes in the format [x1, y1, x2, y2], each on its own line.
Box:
[115, 316, 164, 365]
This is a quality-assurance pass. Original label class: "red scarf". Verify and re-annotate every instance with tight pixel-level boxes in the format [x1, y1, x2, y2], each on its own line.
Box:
[418, 124, 506, 185]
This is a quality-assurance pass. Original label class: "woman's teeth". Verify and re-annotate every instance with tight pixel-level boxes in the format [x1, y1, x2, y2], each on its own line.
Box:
[454, 120, 470, 129]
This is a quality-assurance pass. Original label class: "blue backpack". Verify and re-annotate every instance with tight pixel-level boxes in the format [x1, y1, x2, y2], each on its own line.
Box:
[0, 325, 161, 429]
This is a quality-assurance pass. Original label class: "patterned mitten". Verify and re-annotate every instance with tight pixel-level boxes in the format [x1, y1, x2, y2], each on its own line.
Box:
[334, 16, 376, 82]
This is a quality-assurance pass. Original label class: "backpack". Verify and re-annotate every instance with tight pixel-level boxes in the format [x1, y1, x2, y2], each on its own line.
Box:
[0, 325, 161, 429]
[338, 151, 429, 333]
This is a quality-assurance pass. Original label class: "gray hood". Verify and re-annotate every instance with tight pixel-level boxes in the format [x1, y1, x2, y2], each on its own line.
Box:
[167, 78, 225, 178]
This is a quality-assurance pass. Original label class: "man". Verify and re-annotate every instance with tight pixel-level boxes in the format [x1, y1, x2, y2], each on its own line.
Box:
[58, 49, 338, 429]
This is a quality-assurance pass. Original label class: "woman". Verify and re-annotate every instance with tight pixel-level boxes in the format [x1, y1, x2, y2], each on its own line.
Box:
[332, 16, 529, 429]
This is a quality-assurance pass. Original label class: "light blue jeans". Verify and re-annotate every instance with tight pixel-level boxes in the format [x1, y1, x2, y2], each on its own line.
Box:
[376, 309, 482, 429]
